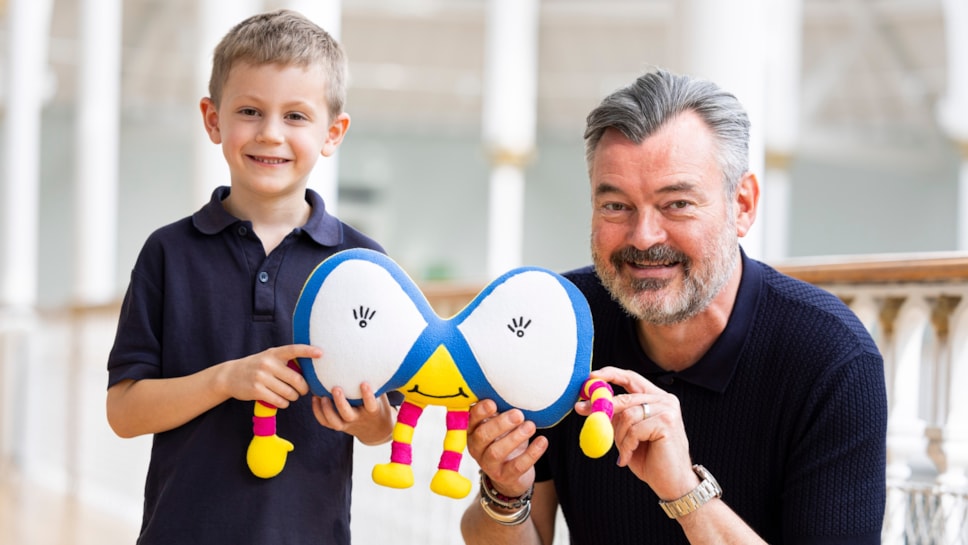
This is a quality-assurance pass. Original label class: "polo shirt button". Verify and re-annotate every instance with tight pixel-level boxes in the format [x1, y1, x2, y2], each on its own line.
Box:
[238, 226, 248, 236]
[258, 271, 269, 283]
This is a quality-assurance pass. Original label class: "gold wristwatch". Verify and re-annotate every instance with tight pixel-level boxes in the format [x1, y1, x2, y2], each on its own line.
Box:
[658, 465, 722, 519]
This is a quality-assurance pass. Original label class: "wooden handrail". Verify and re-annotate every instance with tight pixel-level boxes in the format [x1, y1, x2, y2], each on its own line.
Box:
[771, 252, 968, 285]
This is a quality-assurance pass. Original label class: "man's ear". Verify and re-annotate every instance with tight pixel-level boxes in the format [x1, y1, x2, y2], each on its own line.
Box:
[200, 97, 221, 144]
[735, 171, 760, 238]
[321, 113, 351, 157]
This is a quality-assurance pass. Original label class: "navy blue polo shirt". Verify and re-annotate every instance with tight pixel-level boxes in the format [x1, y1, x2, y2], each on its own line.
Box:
[538, 250, 887, 544]
[108, 186, 385, 545]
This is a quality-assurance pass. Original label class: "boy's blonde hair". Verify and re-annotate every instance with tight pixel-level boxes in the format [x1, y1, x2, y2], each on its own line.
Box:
[208, 9, 347, 119]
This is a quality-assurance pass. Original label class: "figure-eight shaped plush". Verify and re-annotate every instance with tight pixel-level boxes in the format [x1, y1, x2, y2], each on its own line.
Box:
[246, 248, 614, 499]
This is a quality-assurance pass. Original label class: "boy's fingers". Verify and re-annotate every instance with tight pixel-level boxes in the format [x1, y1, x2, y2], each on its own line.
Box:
[276, 344, 323, 361]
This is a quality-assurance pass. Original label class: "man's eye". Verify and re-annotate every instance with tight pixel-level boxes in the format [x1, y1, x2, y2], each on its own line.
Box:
[669, 201, 690, 210]
[602, 202, 627, 212]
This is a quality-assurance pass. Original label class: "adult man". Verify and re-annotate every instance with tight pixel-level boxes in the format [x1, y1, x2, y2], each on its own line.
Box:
[461, 69, 887, 544]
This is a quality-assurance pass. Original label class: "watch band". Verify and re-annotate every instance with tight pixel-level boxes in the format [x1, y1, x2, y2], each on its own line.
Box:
[658, 464, 722, 519]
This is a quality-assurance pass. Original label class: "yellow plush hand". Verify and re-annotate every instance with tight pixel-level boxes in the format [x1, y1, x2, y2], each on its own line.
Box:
[579, 411, 614, 458]
[578, 378, 615, 458]
[247, 434, 294, 479]
[247, 401, 293, 479]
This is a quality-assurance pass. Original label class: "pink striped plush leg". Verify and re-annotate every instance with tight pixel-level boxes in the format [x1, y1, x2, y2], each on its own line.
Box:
[372, 400, 423, 489]
[429, 408, 472, 499]
[389, 401, 424, 464]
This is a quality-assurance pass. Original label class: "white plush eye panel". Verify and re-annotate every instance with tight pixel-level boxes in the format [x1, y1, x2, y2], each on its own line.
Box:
[292, 248, 593, 427]
[457, 270, 581, 413]
[293, 251, 431, 400]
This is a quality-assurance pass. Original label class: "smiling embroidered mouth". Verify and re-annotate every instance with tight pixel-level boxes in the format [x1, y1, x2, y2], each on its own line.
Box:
[406, 385, 470, 399]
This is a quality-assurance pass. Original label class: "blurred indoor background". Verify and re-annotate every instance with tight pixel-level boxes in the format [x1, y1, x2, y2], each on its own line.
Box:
[1, 0, 966, 543]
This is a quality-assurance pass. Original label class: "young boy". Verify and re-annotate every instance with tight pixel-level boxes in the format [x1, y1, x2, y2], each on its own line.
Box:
[106, 10, 395, 544]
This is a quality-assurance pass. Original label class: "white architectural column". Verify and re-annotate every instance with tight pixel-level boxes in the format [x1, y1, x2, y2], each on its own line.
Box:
[762, 0, 803, 261]
[762, 153, 793, 260]
[885, 296, 930, 472]
[942, 300, 968, 480]
[74, 0, 122, 305]
[1, 0, 54, 309]
[61, 0, 124, 501]
[481, 0, 539, 278]
[193, 0, 263, 206]
[959, 145, 968, 251]
[938, 0, 968, 250]
[934, 298, 968, 542]
[283, 0, 343, 214]
[881, 296, 931, 542]
[674, 0, 767, 259]
[845, 293, 880, 334]
[0, 0, 53, 474]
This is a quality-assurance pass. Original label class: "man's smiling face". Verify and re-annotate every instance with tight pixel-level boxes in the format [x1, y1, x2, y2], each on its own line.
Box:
[589, 111, 739, 325]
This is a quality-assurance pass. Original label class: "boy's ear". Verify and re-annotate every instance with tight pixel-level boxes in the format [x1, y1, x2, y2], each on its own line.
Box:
[321, 113, 351, 157]
[200, 97, 221, 144]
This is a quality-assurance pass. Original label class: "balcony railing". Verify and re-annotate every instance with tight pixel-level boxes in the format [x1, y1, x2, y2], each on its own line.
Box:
[0, 252, 966, 544]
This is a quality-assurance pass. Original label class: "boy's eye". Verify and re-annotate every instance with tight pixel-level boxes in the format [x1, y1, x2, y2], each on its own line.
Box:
[286, 112, 309, 122]
[239, 108, 259, 117]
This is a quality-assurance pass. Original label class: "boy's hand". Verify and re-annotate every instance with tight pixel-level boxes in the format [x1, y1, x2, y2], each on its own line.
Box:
[217, 344, 318, 408]
[312, 382, 395, 445]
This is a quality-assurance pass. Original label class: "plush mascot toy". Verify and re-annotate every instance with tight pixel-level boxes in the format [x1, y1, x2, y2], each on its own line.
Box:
[246, 248, 614, 499]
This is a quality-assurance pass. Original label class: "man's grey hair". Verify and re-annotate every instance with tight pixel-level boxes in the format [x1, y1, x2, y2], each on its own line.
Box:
[583, 69, 751, 200]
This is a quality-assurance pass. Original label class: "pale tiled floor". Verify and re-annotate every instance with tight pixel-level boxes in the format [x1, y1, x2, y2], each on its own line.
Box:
[0, 469, 138, 545]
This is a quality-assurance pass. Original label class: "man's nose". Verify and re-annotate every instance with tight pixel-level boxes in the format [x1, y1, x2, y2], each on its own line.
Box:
[628, 209, 667, 248]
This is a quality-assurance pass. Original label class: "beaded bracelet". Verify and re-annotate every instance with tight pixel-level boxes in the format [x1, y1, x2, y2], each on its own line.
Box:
[479, 495, 532, 526]
[478, 470, 533, 526]
[479, 470, 534, 509]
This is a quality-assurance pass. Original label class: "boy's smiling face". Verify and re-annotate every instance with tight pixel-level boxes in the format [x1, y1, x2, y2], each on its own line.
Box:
[200, 61, 349, 201]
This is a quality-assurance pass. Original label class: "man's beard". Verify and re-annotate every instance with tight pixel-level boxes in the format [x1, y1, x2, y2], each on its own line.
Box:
[593, 232, 738, 326]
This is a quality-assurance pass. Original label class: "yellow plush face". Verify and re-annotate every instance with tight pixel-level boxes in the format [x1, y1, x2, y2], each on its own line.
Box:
[399, 345, 479, 409]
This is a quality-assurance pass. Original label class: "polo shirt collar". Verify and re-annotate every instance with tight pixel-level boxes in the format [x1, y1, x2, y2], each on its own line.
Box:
[633, 247, 762, 394]
[192, 186, 343, 246]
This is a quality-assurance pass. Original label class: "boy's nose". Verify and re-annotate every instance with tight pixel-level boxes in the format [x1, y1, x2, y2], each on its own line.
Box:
[256, 119, 284, 144]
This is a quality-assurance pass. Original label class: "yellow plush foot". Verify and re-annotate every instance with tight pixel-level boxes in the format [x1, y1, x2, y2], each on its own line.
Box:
[580, 411, 614, 458]
[430, 469, 472, 499]
[372, 462, 415, 489]
[247, 434, 294, 479]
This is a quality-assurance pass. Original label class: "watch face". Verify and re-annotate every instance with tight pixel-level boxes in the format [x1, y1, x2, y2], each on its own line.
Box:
[694, 465, 721, 494]
[660, 465, 722, 519]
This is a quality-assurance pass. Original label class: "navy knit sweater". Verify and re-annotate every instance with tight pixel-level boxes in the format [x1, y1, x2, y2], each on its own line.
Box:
[536, 252, 887, 544]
